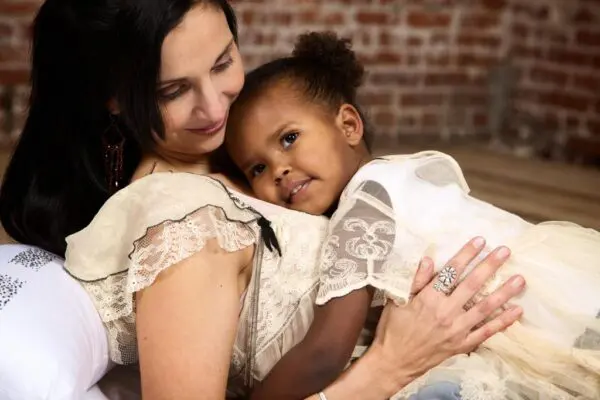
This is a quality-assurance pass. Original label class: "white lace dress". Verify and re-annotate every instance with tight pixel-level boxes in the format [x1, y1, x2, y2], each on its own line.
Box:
[63, 173, 330, 397]
[317, 151, 600, 400]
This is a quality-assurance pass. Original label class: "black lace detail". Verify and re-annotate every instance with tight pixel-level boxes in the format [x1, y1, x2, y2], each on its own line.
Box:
[257, 217, 281, 256]
[0, 274, 26, 311]
[9, 248, 57, 272]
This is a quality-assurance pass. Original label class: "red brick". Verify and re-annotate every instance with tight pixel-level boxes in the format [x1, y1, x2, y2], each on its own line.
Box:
[374, 111, 396, 126]
[323, 12, 345, 25]
[357, 91, 393, 106]
[0, 2, 40, 15]
[407, 36, 423, 47]
[538, 91, 590, 112]
[425, 54, 451, 67]
[566, 116, 581, 129]
[361, 52, 402, 65]
[0, 46, 29, 64]
[422, 113, 440, 128]
[406, 55, 421, 66]
[0, 68, 29, 84]
[547, 48, 593, 66]
[530, 67, 569, 87]
[398, 114, 419, 127]
[511, 45, 543, 61]
[297, 11, 317, 24]
[534, 28, 569, 45]
[424, 72, 469, 86]
[542, 112, 561, 131]
[481, 0, 507, 10]
[461, 12, 499, 29]
[457, 33, 501, 48]
[430, 34, 450, 46]
[271, 12, 293, 25]
[379, 32, 392, 46]
[588, 119, 600, 136]
[516, 88, 539, 102]
[573, 74, 600, 93]
[576, 30, 600, 47]
[473, 112, 488, 127]
[454, 93, 488, 106]
[370, 72, 422, 86]
[511, 23, 529, 40]
[356, 11, 390, 25]
[407, 11, 451, 28]
[400, 93, 445, 107]
[457, 53, 497, 68]
[0, 22, 15, 41]
[511, 4, 549, 21]
[572, 7, 597, 24]
[240, 10, 255, 25]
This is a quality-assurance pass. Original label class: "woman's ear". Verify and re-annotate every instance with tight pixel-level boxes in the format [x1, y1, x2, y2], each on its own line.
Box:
[335, 103, 364, 146]
[107, 98, 120, 115]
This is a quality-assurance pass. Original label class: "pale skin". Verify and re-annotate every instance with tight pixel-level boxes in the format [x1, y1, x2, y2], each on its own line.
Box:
[118, 5, 526, 399]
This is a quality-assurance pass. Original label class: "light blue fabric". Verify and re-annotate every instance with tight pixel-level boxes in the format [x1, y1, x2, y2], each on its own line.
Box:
[408, 381, 462, 400]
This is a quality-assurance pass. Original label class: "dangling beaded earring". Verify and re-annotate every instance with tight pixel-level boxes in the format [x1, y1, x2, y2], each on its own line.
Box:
[102, 114, 125, 194]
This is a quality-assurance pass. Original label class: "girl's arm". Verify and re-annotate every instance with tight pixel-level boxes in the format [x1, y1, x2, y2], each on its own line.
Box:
[250, 287, 374, 399]
[252, 181, 395, 399]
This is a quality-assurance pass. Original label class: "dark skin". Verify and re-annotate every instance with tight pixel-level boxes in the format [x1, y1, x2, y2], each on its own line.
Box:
[227, 83, 382, 400]
[250, 287, 375, 400]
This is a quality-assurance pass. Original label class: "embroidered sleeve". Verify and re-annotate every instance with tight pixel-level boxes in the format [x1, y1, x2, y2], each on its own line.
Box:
[64, 174, 262, 365]
[316, 180, 402, 306]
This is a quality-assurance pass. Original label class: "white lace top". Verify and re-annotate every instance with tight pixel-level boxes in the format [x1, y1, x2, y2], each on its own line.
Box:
[63, 153, 600, 400]
[315, 151, 530, 307]
[63, 173, 330, 395]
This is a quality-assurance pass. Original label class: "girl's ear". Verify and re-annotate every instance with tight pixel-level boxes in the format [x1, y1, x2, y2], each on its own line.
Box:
[335, 103, 364, 146]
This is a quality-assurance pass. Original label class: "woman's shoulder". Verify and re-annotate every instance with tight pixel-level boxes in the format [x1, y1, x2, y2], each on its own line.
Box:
[64, 172, 262, 281]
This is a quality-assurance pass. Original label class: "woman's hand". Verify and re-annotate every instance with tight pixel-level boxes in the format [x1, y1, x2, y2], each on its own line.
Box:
[371, 237, 525, 387]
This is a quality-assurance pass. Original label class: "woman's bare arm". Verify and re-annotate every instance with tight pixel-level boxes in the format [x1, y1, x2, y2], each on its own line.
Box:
[305, 239, 525, 400]
[136, 240, 254, 400]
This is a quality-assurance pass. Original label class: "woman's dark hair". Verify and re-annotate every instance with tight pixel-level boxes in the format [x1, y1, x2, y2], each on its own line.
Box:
[231, 31, 372, 146]
[0, 0, 238, 256]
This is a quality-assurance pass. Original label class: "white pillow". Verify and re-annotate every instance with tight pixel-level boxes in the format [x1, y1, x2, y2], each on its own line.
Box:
[0, 244, 112, 400]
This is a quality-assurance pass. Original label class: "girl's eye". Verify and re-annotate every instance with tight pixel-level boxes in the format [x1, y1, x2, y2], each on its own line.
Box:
[250, 164, 265, 177]
[281, 131, 299, 149]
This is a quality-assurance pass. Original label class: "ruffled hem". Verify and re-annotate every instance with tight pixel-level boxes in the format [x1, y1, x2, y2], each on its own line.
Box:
[315, 273, 415, 307]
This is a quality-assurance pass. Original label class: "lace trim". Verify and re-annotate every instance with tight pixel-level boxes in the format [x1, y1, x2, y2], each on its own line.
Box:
[81, 205, 260, 365]
[316, 180, 431, 305]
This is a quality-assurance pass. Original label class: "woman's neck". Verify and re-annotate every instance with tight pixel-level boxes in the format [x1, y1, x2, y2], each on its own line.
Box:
[134, 152, 253, 195]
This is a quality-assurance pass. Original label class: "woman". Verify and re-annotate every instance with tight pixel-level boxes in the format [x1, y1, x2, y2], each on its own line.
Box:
[0, 0, 525, 399]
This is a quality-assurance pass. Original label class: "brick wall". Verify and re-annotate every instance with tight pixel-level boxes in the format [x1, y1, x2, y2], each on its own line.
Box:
[1, 0, 599, 157]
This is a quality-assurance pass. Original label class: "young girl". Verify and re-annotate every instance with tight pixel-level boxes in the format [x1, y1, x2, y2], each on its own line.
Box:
[225, 32, 600, 399]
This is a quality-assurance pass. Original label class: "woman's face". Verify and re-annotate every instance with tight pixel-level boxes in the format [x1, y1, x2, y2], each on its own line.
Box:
[155, 4, 244, 160]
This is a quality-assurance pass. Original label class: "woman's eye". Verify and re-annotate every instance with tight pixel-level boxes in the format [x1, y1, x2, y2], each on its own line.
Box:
[281, 131, 299, 148]
[159, 84, 189, 101]
[212, 57, 234, 73]
[251, 164, 265, 177]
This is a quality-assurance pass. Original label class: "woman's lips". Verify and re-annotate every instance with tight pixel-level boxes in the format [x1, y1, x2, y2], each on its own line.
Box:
[187, 118, 226, 135]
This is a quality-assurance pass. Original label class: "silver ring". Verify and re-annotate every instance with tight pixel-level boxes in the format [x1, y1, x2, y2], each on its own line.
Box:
[433, 265, 458, 295]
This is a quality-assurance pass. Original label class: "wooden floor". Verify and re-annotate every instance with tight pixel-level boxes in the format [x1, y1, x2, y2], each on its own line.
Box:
[0, 143, 598, 246]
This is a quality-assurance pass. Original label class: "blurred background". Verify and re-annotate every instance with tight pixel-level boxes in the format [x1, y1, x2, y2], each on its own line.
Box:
[0, 0, 599, 234]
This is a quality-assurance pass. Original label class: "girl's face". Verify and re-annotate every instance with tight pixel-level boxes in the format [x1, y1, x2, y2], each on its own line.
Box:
[155, 4, 245, 160]
[226, 82, 366, 215]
